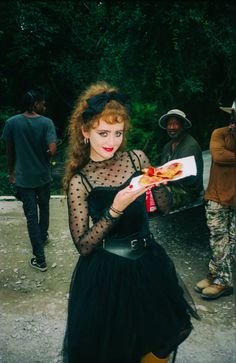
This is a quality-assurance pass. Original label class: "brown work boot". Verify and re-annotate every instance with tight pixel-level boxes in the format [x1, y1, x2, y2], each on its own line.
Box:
[201, 284, 233, 300]
[140, 352, 169, 363]
[194, 275, 215, 293]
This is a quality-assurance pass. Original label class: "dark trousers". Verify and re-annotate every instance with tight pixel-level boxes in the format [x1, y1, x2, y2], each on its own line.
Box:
[17, 183, 51, 263]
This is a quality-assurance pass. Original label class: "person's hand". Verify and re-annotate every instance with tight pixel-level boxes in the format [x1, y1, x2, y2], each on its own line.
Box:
[9, 173, 15, 184]
[149, 180, 168, 188]
[111, 184, 149, 214]
[229, 123, 236, 136]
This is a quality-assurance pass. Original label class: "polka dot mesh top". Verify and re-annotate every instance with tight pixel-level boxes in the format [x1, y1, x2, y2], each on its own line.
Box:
[67, 150, 149, 255]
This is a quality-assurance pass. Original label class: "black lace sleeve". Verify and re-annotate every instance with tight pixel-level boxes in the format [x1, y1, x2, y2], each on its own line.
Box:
[67, 174, 118, 256]
[131, 149, 150, 170]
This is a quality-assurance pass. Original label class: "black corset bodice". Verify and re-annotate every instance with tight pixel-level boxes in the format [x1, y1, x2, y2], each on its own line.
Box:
[87, 182, 150, 240]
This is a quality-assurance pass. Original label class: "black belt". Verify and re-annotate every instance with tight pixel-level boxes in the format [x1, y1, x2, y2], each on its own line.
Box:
[102, 233, 154, 260]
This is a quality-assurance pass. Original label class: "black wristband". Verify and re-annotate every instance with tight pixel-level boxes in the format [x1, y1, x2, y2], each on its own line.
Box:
[103, 207, 121, 223]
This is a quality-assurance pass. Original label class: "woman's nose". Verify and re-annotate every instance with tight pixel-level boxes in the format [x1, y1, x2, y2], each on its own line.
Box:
[107, 135, 115, 146]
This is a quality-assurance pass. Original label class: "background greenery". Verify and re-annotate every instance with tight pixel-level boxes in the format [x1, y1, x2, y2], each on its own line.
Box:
[0, 0, 236, 195]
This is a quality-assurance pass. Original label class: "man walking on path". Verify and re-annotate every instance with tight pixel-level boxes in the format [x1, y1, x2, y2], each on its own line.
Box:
[195, 100, 236, 300]
[2, 88, 57, 272]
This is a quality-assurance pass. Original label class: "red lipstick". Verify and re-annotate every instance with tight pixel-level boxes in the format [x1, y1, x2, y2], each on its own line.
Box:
[103, 147, 114, 152]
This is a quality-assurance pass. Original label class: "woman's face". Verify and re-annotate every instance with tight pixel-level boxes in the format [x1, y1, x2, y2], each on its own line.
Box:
[83, 119, 124, 161]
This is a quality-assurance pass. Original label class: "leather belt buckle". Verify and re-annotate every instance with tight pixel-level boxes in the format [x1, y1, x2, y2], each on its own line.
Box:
[130, 238, 147, 250]
[130, 239, 138, 250]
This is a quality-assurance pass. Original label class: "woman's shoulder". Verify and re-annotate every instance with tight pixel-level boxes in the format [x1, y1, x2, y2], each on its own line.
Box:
[68, 172, 91, 195]
[131, 149, 147, 158]
[69, 173, 84, 186]
[128, 149, 150, 168]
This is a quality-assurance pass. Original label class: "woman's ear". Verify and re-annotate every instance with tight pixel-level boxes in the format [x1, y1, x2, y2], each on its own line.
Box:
[81, 126, 89, 139]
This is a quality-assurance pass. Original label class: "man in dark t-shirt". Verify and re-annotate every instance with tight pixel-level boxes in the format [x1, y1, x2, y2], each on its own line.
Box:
[2, 88, 57, 271]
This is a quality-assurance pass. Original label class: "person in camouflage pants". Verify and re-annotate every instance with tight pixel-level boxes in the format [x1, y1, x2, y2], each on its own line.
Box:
[206, 201, 236, 286]
[195, 100, 236, 300]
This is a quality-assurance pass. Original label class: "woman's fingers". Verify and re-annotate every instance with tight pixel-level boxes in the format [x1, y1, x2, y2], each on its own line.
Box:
[135, 185, 150, 197]
[123, 184, 149, 200]
[113, 185, 148, 210]
[113, 180, 160, 212]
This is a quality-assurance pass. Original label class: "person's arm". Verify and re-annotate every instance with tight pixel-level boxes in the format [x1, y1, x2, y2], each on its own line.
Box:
[68, 174, 120, 256]
[6, 140, 15, 183]
[46, 119, 57, 156]
[210, 129, 236, 166]
[47, 142, 57, 156]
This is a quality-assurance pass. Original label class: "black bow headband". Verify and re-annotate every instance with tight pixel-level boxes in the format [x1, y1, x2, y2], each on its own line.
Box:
[82, 91, 130, 123]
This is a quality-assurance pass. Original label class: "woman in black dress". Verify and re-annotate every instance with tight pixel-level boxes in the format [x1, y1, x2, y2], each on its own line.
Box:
[63, 81, 195, 363]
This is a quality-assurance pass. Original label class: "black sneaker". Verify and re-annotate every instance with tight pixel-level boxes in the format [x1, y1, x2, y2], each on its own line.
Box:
[30, 258, 47, 272]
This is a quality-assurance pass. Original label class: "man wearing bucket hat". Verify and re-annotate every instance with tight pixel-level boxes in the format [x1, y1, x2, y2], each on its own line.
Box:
[152, 109, 203, 214]
[195, 101, 236, 300]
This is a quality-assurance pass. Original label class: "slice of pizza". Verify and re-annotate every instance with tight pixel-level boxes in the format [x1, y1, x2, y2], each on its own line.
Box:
[139, 162, 183, 186]
[155, 162, 183, 179]
[139, 175, 163, 185]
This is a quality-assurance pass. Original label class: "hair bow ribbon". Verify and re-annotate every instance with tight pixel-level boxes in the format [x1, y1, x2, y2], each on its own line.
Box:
[82, 92, 130, 123]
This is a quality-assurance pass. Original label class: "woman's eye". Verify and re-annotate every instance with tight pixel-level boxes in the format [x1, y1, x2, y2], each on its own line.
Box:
[98, 132, 108, 137]
[115, 131, 123, 137]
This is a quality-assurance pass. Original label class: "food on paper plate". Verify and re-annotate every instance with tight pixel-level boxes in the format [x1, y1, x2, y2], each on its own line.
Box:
[139, 162, 183, 185]
[139, 174, 163, 185]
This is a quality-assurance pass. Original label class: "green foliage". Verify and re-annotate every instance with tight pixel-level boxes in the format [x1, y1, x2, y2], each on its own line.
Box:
[0, 107, 16, 195]
[0, 171, 12, 196]
[127, 102, 165, 164]
[0, 0, 235, 179]
[0, 106, 17, 166]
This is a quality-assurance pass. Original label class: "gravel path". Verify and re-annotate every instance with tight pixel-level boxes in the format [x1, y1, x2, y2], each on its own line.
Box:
[0, 199, 235, 363]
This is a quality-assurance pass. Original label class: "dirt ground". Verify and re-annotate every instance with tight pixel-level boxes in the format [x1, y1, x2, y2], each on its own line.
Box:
[0, 198, 235, 363]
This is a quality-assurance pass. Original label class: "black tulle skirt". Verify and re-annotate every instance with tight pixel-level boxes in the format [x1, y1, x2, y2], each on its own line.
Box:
[63, 242, 192, 363]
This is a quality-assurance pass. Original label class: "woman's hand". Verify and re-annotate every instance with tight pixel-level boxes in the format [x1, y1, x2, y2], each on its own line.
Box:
[110, 184, 149, 216]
